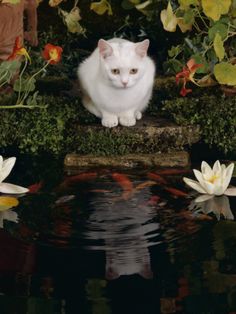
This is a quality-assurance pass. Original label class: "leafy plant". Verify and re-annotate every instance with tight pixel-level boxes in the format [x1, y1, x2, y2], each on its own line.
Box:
[160, 0, 236, 94]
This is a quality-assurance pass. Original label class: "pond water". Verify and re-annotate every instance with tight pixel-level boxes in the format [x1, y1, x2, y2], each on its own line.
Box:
[1, 157, 236, 314]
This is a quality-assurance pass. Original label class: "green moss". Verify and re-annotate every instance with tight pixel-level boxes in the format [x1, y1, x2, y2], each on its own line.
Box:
[0, 95, 83, 155]
[162, 93, 236, 154]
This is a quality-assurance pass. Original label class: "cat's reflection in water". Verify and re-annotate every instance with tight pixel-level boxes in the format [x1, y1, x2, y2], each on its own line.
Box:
[84, 189, 160, 280]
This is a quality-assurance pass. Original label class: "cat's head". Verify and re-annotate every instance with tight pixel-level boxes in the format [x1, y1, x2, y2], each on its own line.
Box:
[98, 39, 150, 89]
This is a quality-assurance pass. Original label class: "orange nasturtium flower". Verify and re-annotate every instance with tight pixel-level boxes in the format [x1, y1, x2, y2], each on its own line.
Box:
[7, 37, 31, 62]
[176, 59, 203, 97]
[42, 44, 63, 64]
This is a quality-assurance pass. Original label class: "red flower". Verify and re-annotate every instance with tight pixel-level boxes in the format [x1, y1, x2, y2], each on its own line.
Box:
[176, 59, 203, 96]
[42, 44, 63, 64]
[7, 37, 31, 62]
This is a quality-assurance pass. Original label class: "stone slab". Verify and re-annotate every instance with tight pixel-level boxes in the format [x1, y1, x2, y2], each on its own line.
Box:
[64, 151, 190, 169]
[74, 116, 201, 155]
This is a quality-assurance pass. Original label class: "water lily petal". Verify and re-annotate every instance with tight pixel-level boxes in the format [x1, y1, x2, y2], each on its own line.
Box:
[217, 195, 234, 220]
[0, 157, 16, 183]
[0, 209, 18, 228]
[213, 160, 221, 174]
[183, 177, 207, 193]
[203, 181, 216, 195]
[194, 194, 214, 203]
[201, 161, 213, 179]
[224, 187, 236, 196]
[193, 169, 205, 186]
[0, 156, 3, 171]
[201, 161, 212, 175]
[0, 182, 29, 194]
[222, 163, 234, 192]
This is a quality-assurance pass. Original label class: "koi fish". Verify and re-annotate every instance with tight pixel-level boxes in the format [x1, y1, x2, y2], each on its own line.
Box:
[60, 172, 98, 188]
[135, 181, 157, 191]
[112, 173, 133, 200]
[157, 169, 191, 175]
[28, 181, 43, 193]
[165, 187, 188, 197]
[147, 195, 160, 206]
[147, 173, 167, 184]
[90, 189, 112, 193]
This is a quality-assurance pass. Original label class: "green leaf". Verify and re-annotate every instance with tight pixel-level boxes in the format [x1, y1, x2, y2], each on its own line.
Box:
[13, 77, 36, 92]
[191, 54, 209, 73]
[214, 62, 236, 85]
[168, 45, 182, 58]
[121, 0, 135, 9]
[178, 0, 199, 9]
[202, 0, 232, 21]
[213, 33, 225, 61]
[0, 60, 21, 72]
[163, 59, 183, 74]
[90, 0, 113, 15]
[160, 1, 178, 32]
[183, 9, 195, 24]
[208, 22, 228, 41]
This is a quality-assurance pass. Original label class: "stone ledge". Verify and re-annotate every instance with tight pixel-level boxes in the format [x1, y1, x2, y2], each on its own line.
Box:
[64, 151, 189, 168]
[74, 116, 201, 155]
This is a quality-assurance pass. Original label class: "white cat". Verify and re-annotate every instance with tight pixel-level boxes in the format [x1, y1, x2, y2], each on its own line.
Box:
[77, 38, 155, 128]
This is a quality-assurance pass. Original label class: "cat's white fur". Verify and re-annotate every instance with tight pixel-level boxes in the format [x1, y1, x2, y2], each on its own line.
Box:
[77, 38, 155, 127]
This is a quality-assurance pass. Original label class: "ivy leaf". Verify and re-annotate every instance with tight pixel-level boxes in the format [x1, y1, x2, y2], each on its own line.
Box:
[90, 0, 113, 15]
[214, 62, 236, 85]
[160, 1, 178, 32]
[208, 22, 228, 41]
[213, 33, 225, 61]
[202, 0, 231, 21]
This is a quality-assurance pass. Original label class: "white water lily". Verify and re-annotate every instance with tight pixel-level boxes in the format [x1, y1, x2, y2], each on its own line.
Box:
[0, 156, 28, 194]
[189, 195, 234, 221]
[183, 160, 236, 196]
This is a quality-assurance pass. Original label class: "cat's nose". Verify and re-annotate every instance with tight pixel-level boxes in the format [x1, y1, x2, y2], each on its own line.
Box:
[122, 81, 128, 87]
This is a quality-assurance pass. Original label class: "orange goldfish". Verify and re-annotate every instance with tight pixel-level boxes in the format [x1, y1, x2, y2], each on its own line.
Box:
[165, 187, 188, 197]
[112, 173, 133, 200]
[147, 173, 167, 184]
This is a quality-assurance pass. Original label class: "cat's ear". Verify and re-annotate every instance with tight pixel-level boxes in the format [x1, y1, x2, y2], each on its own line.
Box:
[135, 39, 150, 58]
[98, 39, 113, 58]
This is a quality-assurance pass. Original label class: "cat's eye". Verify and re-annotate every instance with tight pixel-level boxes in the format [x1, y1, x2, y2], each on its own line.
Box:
[111, 69, 120, 75]
[130, 68, 138, 74]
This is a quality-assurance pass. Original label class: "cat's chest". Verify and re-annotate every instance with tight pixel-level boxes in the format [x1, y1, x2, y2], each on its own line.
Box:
[95, 81, 147, 106]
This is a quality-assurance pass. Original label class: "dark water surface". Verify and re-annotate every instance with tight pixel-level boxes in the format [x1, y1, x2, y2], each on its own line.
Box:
[1, 157, 236, 314]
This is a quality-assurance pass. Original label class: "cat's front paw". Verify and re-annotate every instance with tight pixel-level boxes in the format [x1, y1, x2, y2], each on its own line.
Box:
[135, 111, 142, 120]
[119, 116, 136, 127]
[102, 116, 118, 128]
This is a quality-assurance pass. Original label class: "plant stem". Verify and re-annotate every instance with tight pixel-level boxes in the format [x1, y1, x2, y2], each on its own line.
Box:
[17, 60, 50, 106]
[0, 71, 8, 88]
[16, 58, 28, 104]
[0, 104, 47, 109]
